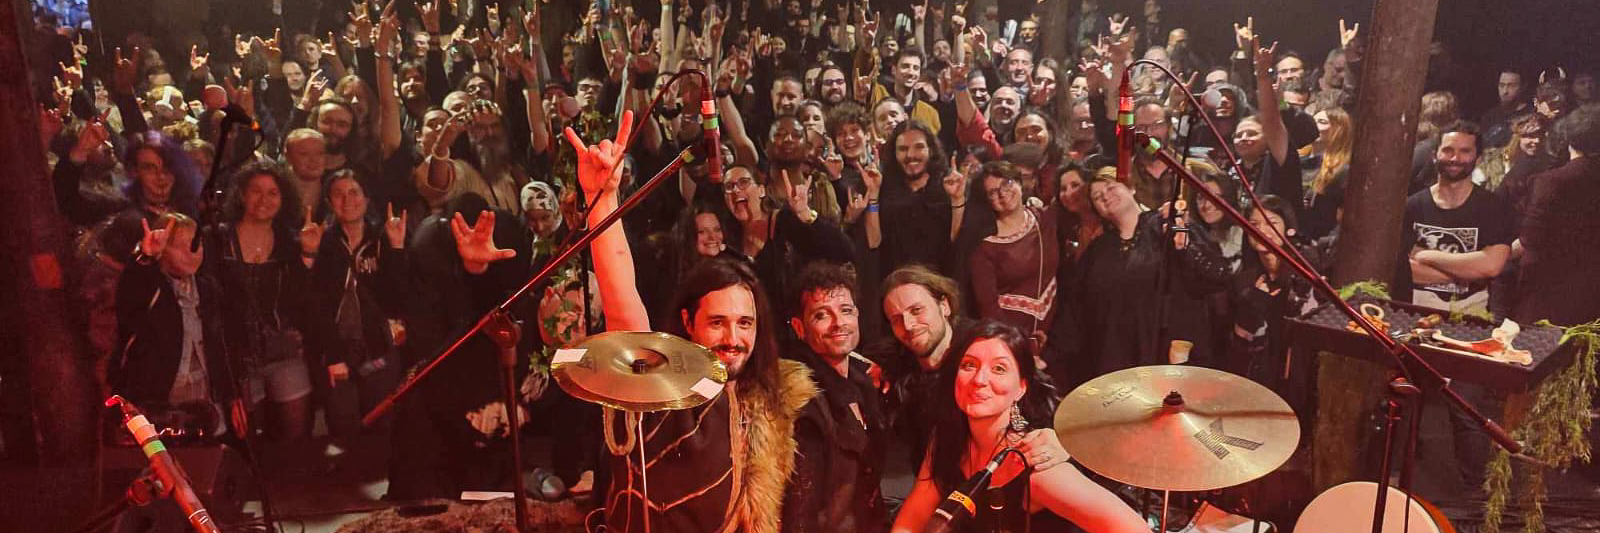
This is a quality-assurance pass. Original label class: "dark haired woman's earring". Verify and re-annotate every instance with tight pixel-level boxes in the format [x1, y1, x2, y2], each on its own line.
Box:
[1010, 402, 1028, 433]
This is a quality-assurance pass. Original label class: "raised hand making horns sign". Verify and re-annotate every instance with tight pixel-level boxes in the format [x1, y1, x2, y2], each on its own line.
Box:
[567, 109, 637, 204]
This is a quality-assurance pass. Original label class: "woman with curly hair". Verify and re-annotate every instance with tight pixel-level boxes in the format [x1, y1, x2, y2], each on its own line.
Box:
[206, 161, 322, 440]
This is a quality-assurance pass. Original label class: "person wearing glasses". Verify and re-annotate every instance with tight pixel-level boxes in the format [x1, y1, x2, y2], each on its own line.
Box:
[968, 162, 1060, 359]
[721, 162, 855, 307]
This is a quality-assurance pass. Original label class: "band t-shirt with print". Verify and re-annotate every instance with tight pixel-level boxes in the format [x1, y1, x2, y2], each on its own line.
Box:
[1402, 185, 1516, 311]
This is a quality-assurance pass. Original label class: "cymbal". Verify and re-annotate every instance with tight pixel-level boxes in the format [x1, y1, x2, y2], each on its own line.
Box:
[1054, 365, 1299, 492]
[552, 331, 728, 413]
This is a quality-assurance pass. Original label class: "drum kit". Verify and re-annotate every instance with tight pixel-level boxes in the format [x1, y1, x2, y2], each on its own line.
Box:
[550, 334, 1453, 533]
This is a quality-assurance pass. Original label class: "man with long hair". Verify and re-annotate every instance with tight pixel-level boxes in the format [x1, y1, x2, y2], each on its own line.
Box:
[547, 111, 818, 533]
[867, 265, 969, 470]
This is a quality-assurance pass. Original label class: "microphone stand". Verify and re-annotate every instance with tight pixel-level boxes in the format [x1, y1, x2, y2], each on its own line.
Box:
[363, 68, 710, 428]
[486, 315, 530, 533]
[1150, 95, 1207, 367]
[1133, 132, 1527, 533]
[361, 144, 700, 428]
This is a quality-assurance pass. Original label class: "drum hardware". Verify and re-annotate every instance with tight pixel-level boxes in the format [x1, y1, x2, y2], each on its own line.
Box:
[1294, 482, 1456, 533]
[552, 330, 728, 533]
[1142, 128, 1530, 533]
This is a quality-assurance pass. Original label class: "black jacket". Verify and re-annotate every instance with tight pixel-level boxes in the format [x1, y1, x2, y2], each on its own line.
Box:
[110, 261, 236, 407]
[306, 221, 411, 368]
[783, 349, 889, 533]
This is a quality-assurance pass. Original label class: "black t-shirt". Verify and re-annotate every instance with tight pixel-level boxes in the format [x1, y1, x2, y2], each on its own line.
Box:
[1237, 149, 1304, 217]
[1301, 165, 1348, 242]
[1398, 185, 1516, 305]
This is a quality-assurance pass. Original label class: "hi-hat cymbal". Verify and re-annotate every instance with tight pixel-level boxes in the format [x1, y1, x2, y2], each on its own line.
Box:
[552, 331, 728, 412]
[1054, 365, 1299, 492]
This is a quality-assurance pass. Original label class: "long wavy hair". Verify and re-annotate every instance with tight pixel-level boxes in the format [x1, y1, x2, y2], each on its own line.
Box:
[1311, 108, 1353, 196]
[1012, 107, 1066, 170]
[925, 320, 1059, 492]
[1417, 91, 1459, 140]
[220, 161, 305, 232]
[667, 258, 783, 406]
[122, 130, 203, 216]
[669, 200, 734, 284]
[881, 120, 950, 191]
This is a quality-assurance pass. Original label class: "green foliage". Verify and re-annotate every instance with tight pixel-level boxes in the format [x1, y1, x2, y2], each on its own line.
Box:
[1336, 280, 1391, 301]
[1481, 320, 1600, 533]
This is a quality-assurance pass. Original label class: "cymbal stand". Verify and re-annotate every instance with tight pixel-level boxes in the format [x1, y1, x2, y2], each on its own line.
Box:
[1370, 374, 1422, 532]
[1133, 131, 1527, 533]
[486, 313, 529, 533]
[1161, 489, 1172, 532]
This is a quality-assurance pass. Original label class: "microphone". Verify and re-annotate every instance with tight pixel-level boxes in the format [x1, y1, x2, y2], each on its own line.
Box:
[701, 89, 723, 184]
[220, 103, 259, 132]
[1115, 69, 1134, 184]
[922, 447, 1017, 533]
[106, 396, 223, 533]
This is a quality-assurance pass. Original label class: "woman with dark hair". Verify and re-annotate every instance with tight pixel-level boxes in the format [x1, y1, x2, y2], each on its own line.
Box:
[1185, 160, 1244, 274]
[891, 320, 1147, 533]
[1075, 173, 1230, 375]
[206, 161, 321, 440]
[305, 171, 409, 445]
[1232, 40, 1303, 216]
[642, 200, 741, 322]
[1052, 162, 1101, 259]
[55, 128, 206, 263]
[969, 161, 1060, 350]
[1228, 195, 1320, 416]
[720, 162, 855, 307]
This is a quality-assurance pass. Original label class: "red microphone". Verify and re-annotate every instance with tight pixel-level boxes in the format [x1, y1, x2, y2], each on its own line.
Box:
[1115, 69, 1134, 184]
[701, 88, 723, 184]
[107, 396, 222, 533]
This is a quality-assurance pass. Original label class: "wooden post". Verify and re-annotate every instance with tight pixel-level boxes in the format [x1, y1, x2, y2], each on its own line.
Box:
[0, 0, 99, 467]
[1316, 0, 1440, 490]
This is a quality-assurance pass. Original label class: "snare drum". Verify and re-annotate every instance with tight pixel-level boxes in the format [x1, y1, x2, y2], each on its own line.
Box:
[1294, 482, 1456, 533]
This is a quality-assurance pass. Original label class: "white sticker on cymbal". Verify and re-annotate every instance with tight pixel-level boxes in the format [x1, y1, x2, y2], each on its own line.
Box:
[691, 378, 724, 399]
[552, 348, 586, 364]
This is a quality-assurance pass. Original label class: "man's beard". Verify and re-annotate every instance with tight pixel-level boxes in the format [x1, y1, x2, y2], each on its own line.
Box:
[473, 134, 515, 180]
[823, 89, 845, 104]
[990, 114, 1016, 136]
[711, 343, 751, 377]
[1437, 161, 1473, 183]
[325, 133, 346, 153]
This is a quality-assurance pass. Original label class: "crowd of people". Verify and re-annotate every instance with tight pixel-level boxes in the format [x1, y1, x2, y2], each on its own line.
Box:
[17, 0, 1600, 530]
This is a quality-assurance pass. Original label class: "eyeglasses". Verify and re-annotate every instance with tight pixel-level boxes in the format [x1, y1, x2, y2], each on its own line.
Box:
[722, 175, 757, 193]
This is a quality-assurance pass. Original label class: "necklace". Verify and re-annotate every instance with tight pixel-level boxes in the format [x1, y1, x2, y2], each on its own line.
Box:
[1118, 231, 1139, 252]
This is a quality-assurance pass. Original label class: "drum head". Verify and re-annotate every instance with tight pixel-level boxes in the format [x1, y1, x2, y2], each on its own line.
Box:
[1294, 482, 1450, 533]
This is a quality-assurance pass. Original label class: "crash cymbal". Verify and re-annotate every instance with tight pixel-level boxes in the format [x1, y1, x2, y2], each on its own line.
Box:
[1054, 365, 1299, 492]
[552, 331, 728, 412]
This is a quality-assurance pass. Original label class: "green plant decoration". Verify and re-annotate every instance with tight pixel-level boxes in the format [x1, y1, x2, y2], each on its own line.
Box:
[1481, 320, 1599, 533]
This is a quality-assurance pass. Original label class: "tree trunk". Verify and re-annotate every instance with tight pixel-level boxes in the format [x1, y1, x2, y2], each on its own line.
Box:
[0, 0, 99, 468]
[1039, 0, 1071, 66]
[1315, 0, 1439, 490]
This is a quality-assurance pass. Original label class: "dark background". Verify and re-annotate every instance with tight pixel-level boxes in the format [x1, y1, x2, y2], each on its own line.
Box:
[50, 0, 1600, 117]
[1078, 0, 1600, 115]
